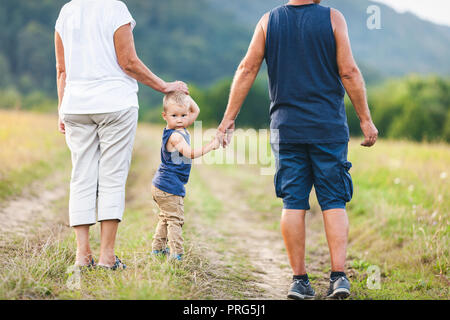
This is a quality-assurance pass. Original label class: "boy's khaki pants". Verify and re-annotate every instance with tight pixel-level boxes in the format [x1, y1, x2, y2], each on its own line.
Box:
[151, 185, 185, 255]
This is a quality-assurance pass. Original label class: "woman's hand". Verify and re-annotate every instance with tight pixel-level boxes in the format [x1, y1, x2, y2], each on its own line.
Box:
[58, 117, 65, 134]
[163, 81, 189, 95]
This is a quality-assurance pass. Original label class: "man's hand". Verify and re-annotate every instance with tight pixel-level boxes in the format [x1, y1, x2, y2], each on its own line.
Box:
[58, 117, 65, 134]
[163, 81, 189, 95]
[211, 136, 221, 151]
[217, 118, 235, 148]
[360, 119, 378, 147]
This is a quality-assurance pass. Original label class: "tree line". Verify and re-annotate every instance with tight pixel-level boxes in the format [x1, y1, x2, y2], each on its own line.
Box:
[0, 1, 448, 143]
[1, 73, 448, 143]
[141, 74, 450, 143]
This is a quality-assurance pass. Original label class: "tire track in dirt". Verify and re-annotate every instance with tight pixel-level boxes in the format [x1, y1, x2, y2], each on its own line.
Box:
[0, 126, 339, 299]
[0, 169, 70, 251]
[194, 164, 290, 299]
[0, 126, 157, 250]
[194, 163, 339, 299]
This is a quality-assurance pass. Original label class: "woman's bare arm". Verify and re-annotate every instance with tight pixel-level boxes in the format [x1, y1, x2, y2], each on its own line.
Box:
[55, 31, 66, 134]
[114, 24, 188, 94]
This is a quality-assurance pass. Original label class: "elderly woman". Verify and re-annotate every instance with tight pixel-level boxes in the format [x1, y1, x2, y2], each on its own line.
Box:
[55, 0, 188, 269]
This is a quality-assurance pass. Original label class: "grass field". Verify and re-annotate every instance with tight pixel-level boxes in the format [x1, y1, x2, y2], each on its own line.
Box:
[0, 110, 69, 200]
[0, 110, 448, 300]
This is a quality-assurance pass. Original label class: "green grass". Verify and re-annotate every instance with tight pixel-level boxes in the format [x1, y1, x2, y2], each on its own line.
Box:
[0, 232, 215, 299]
[208, 137, 450, 300]
[0, 123, 259, 300]
[0, 110, 70, 200]
[0, 149, 69, 201]
[0, 113, 448, 299]
[184, 168, 261, 299]
[343, 141, 449, 299]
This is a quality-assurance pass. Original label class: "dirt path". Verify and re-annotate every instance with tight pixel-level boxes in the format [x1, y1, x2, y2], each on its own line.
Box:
[0, 127, 337, 299]
[195, 164, 333, 299]
[0, 170, 70, 248]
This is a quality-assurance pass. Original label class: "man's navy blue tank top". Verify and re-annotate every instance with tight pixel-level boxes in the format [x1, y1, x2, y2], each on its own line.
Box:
[265, 4, 349, 144]
[152, 128, 192, 197]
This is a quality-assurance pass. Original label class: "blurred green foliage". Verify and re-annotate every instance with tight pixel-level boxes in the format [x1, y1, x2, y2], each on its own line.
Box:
[1, 74, 449, 143]
[347, 75, 450, 142]
[142, 74, 450, 143]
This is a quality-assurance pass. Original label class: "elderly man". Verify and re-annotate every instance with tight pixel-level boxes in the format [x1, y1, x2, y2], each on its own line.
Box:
[217, 0, 378, 299]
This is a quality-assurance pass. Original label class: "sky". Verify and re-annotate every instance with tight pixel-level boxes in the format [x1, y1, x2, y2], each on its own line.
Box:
[372, 0, 450, 27]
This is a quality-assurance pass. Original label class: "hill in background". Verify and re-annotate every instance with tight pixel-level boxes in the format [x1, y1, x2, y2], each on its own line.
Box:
[209, 0, 450, 77]
[0, 0, 449, 108]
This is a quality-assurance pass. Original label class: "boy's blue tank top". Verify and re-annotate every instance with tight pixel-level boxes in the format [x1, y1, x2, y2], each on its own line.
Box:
[152, 128, 192, 197]
[265, 4, 350, 144]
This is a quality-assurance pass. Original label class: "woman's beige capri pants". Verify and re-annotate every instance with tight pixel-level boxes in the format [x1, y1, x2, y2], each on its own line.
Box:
[61, 107, 138, 227]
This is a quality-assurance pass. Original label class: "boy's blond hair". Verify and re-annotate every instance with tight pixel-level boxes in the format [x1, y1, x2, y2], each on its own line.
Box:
[163, 91, 190, 112]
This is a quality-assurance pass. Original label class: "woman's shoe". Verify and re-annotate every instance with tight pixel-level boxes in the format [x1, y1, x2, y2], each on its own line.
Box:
[75, 257, 96, 270]
[98, 256, 126, 270]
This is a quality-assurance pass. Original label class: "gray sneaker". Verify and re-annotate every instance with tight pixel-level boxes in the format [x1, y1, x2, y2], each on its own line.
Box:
[287, 279, 316, 300]
[327, 276, 351, 299]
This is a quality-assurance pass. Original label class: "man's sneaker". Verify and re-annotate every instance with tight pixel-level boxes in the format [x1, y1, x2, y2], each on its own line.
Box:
[327, 276, 351, 299]
[287, 279, 315, 300]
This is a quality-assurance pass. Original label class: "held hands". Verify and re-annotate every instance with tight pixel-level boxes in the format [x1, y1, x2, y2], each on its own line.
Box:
[210, 136, 221, 151]
[216, 118, 235, 148]
[164, 81, 189, 95]
[360, 119, 378, 147]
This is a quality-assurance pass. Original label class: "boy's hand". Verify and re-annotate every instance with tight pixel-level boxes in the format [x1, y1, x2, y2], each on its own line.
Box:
[211, 136, 221, 150]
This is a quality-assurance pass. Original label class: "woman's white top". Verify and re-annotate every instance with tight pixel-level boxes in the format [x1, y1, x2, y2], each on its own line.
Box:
[56, 0, 139, 114]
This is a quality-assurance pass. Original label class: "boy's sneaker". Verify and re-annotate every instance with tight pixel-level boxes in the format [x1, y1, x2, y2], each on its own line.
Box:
[151, 247, 170, 256]
[287, 279, 315, 300]
[169, 254, 183, 261]
[327, 276, 351, 299]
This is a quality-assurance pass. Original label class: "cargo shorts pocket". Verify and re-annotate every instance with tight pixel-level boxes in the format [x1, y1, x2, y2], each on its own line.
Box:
[273, 158, 287, 199]
[274, 167, 282, 198]
[341, 161, 353, 202]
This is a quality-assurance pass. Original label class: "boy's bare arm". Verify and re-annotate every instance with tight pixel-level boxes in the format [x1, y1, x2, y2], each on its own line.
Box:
[169, 133, 219, 160]
[187, 96, 200, 127]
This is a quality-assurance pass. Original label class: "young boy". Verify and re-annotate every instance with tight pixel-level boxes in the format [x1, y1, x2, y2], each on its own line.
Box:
[151, 91, 220, 261]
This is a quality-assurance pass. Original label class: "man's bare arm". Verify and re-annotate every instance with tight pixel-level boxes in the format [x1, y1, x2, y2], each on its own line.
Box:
[114, 24, 188, 94]
[217, 13, 269, 146]
[331, 9, 378, 147]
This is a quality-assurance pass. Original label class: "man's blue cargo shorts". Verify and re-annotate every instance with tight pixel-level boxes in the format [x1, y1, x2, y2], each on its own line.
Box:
[271, 142, 353, 211]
